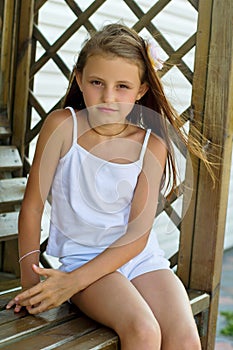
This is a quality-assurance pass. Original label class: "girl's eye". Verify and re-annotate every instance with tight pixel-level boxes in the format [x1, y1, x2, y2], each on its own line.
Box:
[91, 80, 102, 86]
[118, 84, 129, 89]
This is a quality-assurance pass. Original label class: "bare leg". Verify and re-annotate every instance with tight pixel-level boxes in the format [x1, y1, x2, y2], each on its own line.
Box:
[132, 269, 201, 350]
[71, 271, 161, 350]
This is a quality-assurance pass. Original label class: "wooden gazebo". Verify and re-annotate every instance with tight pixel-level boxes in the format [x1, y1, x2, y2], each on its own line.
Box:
[0, 1, 232, 349]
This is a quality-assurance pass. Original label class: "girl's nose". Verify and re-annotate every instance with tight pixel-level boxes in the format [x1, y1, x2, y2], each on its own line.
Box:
[102, 87, 115, 103]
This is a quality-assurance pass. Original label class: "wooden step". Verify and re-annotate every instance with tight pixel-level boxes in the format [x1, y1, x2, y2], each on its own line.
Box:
[0, 115, 11, 140]
[0, 211, 19, 242]
[0, 177, 26, 210]
[0, 146, 22, 172]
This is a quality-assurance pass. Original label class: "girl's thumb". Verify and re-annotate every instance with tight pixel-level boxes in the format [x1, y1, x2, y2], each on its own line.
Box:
[32, 264, 48, 276]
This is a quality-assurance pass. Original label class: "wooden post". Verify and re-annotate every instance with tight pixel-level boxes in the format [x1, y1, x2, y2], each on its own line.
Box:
[178, 0, 233, 349]
[177, 0, 214, 287]
[0, 0, 15, 114]
[11, 0, 34, 158]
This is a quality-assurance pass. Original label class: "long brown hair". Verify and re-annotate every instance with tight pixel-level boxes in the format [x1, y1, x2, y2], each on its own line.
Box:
[63, 23, 215, 195]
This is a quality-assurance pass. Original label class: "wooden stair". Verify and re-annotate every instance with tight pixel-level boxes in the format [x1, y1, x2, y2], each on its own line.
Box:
[0, 115, 27, 279]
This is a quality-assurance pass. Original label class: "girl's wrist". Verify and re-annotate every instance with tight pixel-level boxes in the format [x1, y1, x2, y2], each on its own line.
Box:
[68, 268, 89, 294]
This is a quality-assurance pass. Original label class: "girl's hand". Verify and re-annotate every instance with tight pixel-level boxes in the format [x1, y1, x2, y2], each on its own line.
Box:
[6, 265, 76, 315]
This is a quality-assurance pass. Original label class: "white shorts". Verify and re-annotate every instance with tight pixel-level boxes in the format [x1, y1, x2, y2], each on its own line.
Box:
[59, 230, 171, 281]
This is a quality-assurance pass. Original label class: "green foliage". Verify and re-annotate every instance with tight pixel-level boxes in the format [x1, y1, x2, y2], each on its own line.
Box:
[220, 311, 233, 336]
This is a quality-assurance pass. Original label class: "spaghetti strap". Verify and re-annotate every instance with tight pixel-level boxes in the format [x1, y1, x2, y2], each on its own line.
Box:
[65, 106, 77, 144]
[139, 129, 151, 163]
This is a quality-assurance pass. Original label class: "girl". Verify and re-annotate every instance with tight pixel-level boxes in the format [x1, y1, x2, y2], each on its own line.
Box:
[6, 24, 210, 349]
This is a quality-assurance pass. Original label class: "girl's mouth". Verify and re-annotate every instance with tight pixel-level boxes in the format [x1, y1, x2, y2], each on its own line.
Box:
[97, 106, 118, 113]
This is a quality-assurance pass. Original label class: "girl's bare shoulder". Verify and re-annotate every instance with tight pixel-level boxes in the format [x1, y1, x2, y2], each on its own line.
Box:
[147, 131, 167, 169]
[43, 108, 74, 131]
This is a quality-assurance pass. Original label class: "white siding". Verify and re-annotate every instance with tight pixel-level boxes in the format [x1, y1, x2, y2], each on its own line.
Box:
[34, 0, 232, 255]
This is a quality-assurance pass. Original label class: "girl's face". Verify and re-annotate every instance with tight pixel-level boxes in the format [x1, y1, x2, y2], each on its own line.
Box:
[76, 54, 148, 123]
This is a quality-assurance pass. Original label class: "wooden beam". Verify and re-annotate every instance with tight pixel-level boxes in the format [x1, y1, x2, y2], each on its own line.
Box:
[178, 0, 214, 288]
[0, 0, 17, 114]
[11, 0, 35, 159]
[178, 0, 233, 348]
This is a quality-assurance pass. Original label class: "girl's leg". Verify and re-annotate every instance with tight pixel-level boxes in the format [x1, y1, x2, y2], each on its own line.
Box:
[131, 269, 201, 350]
[71, 271, 161, 350]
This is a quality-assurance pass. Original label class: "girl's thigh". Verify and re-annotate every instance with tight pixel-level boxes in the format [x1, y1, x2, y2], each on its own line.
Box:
[70, 271, 157, 333]
[131, 270, 200, 346]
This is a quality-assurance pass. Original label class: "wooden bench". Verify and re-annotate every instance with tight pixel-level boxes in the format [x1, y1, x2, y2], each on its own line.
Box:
[0, 284, 118, 350]
[0, 116, 210, 348]
[0, 280, 209, 349]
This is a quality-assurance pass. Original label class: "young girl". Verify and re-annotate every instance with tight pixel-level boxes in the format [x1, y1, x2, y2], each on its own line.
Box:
[6, 24, 210, 349]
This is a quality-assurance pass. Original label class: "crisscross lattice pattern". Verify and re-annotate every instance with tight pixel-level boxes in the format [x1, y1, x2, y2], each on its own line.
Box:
[26, 0, 199, 265]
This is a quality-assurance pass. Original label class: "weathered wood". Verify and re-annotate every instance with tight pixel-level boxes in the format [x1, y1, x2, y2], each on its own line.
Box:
[2, 239, 20, 276]
[177, 0, 214, 287]
[57, 328, 118, 350]
[178, 1, 233, 349]
[0, 303, 79, 345]
[11, 0, 35, 159]
[0, 115, 11, 140]
[0, 317, 99, 350]
[0, 290, 22, 310]
[0, 178, 26, 209]
[0, 0, 19, 120]
[0, 212, 18, 242]
[188, 290, 210, 316]
[30, 0, 106, 77]
[0, 146, 22, 172]
[0, 278, 20, 293]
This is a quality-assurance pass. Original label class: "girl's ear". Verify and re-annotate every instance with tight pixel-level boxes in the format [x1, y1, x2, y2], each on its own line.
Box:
[75, 71, 83, 92]
[137, 82, 149, 100]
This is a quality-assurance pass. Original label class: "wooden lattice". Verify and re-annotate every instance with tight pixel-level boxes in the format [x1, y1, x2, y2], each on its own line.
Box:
[23, 0, 200, 266]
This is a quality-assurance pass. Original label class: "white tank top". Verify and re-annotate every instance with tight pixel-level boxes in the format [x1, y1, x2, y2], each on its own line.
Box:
[46, 107, 151, 257]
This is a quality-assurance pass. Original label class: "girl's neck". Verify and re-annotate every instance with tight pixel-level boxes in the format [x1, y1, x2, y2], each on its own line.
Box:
[86, 114, 128, 137]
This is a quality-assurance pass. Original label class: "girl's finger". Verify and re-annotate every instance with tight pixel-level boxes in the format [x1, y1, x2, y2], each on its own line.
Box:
[32, 264, 54, 278]
[14, 284, 42, 303]
[27, 300, 51, 315]
[6, 299, 17, 309]
[24, 293, 45, 307]
[14, 304, 23, 313]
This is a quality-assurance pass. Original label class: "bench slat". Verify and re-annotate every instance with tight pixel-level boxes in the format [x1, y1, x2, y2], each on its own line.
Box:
[0, 307, 28, 326]
[188, 290, 210, 315]
[0, 290, 22, 311]
[0, 317, 98, 350]
[0, 178, 26, 208]
[55, 327, 118, 350]
[0, 212, 19, 241]
[0, 146, 22, 172]
[0, 303, 78, 345]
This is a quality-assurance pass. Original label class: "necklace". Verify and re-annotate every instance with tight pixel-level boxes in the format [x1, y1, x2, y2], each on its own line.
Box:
[87, 114, 128, 136]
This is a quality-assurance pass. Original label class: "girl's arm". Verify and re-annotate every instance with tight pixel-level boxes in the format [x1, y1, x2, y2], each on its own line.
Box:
[6, 109, 72, 311]
[9, 133, 167, 314]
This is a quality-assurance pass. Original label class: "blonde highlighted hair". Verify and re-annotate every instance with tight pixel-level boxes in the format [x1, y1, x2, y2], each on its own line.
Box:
[63, 23, 215, 195]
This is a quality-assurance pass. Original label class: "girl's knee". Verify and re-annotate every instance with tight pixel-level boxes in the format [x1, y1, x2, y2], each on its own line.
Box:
[180, 330, 201, 350]
[164, 326, 201, 350]
[119, 315, 161, 348]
